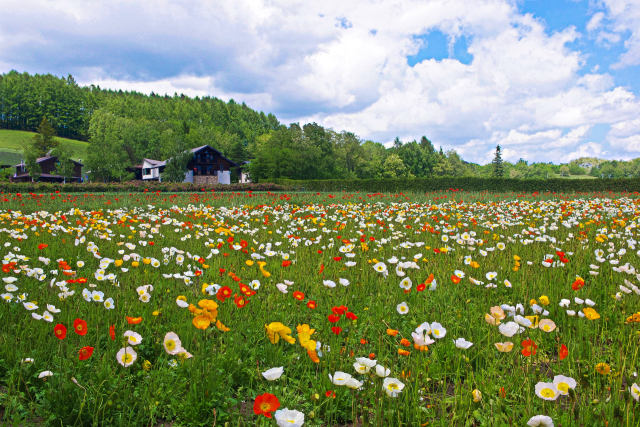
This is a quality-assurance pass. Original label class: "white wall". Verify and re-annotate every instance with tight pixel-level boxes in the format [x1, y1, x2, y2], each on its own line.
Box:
[217, 170, 230, 185]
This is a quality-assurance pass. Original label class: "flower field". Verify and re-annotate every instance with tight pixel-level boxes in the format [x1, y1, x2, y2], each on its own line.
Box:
[0, 190, 639, 426]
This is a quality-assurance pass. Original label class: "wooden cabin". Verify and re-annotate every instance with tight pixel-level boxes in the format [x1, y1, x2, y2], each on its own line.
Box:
[12, 155, 83, 183]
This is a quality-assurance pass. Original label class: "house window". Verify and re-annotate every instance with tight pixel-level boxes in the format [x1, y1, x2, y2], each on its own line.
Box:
[143, 168, 151, 175]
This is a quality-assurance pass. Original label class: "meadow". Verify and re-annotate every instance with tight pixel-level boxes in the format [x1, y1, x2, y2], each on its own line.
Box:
[0, 189, 639, 426]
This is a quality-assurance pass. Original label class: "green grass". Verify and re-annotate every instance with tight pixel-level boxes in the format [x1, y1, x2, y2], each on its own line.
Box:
[0, 129, 88, 165]
[0, 191, 638, 426]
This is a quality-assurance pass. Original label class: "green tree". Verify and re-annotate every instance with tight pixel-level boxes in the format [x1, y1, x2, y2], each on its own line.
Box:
[492, 145, 504, 177]
[382, 153, 410, 178]
[163, 149, 192, 182]
[32, 117, 59, 156]
[52, 144, 77, 182]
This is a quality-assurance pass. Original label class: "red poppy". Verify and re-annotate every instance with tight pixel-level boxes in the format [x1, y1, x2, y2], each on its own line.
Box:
[306, 300, 317, 309]
[292, 291, 305, 301]
[345, 311, 358, 320]
[78, 346, 94, 361]
[216, 286, 232, 301]
[333, 256, 342, 262]
[325, 390, 336, 398]
[234, 294, 248, 308]
[239, 283, 256, 297]
[73, 318, 88, 336]
[521, 339, 537, 357]
[281, 260, 292, 267]
[416, 283, 426, 292]
[559, 344, 568, 360]
[331, 326, 342, 335]
[318, 263, 325, 275]
[54, 323, 67, 340]
[327, 314, 341, 323]
[109, 324, 116, 340]
[571, 277, 585, 291]
[450, 275, 461, 284]
[253, 393, 280, 418]
[332, 305, 348, 315]
[126, 316, 142, 325]
[38, 243, 48, 250]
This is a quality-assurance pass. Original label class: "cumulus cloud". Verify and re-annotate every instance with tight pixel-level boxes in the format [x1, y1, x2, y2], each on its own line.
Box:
[0, 0, 639, 163]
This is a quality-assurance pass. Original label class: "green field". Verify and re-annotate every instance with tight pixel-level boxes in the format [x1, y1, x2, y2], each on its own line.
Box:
[0, 191, 638, 426]
[0, 129, 88, 165]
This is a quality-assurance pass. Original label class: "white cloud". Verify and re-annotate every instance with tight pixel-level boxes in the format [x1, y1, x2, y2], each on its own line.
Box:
[599, 0, 640, 68]
[0, 0, 639, 163]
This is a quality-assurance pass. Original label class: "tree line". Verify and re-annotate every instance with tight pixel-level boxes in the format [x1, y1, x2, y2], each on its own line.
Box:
[2, 70, 639, 182]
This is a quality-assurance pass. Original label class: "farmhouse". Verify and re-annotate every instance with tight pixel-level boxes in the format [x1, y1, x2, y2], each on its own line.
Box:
[136, 145, 237, 184]
[12, 155, 83, 183]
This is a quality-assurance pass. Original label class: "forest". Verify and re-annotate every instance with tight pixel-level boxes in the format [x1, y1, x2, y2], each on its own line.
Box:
[1, 70, 639, 182]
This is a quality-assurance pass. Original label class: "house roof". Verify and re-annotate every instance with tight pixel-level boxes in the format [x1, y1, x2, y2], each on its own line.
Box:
[142, 158, 166, 167]
[16, 155, 83, 167]
[190, 145, 238, 167]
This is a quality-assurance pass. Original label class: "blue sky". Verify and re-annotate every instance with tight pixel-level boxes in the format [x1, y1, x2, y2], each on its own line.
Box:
[1, 0, 639, 164]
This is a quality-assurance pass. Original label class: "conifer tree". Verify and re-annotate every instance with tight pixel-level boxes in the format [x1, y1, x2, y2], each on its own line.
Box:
[492, 145, 504, 177]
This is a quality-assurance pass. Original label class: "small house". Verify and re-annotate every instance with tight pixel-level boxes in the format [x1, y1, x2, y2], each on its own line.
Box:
[12, 155, 83, 183]
[137, 145, 237, 184]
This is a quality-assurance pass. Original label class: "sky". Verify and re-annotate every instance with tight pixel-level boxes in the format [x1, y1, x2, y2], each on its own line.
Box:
[1, 0, 639, 164]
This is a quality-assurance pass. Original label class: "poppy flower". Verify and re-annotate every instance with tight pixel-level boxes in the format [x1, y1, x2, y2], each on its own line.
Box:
[327, 314, 341, 323]
[109, 325, 116, 341]
[78, 346, 94, 361]
[216, 286, 232, 301]
[331, 326, 342, 335]
[521, 339, 537, 357]
[292, 291, 305, 301]
[559, 344, 568, 360]
[126, 316, 142, 325]
[234, 295, 248, 308]
[345, 311, 358, 320]
[306, 300, 317, 309]
[54, 323, 67, 340]
[38, 243, 48, 250]
[332, 305, 348, 315]
[416, 283, 426, 292]
[325, 390, 336, 398]
[571, 277, 585, 291]
[73, 318, 88, 336]
[253, 393, 280, 418]
[281, 260, 292, 267]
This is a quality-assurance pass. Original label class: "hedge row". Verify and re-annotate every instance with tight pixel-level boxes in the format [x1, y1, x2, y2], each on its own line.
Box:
[269, 177, 640, 193]
[0, 181, 288, 193]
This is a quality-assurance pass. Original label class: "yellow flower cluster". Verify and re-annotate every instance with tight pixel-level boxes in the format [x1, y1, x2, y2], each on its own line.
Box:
[189, 299, 230, 332]
[265, 322, 296, 344]
[625, 312, 640, 324]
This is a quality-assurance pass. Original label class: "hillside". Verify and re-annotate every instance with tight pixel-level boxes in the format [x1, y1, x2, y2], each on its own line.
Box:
[0, 129, 88, 166]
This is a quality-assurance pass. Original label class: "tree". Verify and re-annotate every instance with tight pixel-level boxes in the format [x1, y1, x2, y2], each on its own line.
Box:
[52, 144, 76, 183]
[492, 145, 504, 177]
[32, 117, 59, 156]
[382, 154, 410, 178]
[163, 149, 192, 182]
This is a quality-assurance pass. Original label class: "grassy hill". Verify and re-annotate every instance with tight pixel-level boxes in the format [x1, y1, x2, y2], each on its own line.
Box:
[0, 129, 88, 166]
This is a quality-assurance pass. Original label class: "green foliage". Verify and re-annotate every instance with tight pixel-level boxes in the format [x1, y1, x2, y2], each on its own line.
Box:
[51, 144, 77, 182]
[0, 181, 286, 193]
[32, 117, 58, 156]
[492, 145, 504, 177]
[270, 177, 640, 193]
[163, 150, 192, 182]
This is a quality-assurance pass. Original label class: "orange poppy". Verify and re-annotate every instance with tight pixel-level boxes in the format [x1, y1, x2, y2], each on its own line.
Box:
[306, 300, 317, 309]
[559, 344, 568, 360]
[521, 339, 537, 357]
[293, 291, 305, 301]
[126, 316, 142, 325]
